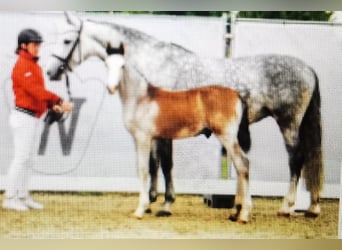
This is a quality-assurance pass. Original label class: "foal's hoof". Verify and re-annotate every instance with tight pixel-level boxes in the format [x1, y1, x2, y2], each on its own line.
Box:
[149, 193, 158, 203]
[156, 210, 172, 217]
[133, 210, 144, 219]
[131, 213, 143, 220]
[237, 219, 248, 224]
[228, 214, 248, 224]
[145, 208, 152, 214]
[228, 214, 238, 222]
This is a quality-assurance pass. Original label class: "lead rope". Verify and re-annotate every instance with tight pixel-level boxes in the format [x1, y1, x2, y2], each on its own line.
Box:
[58, 73, 72, 123]
[65, 73, 72, 101]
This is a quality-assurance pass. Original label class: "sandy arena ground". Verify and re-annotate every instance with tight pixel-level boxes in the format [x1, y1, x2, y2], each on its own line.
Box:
[0, 192, 339, 239]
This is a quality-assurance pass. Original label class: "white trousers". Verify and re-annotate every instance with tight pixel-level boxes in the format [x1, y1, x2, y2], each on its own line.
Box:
[5, 109, 39, 199]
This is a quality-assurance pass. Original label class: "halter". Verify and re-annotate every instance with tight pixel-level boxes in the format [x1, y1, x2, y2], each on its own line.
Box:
[47, 22, 83, 125]
[48, 21, 126, 124]
[51, 21, 84, 73]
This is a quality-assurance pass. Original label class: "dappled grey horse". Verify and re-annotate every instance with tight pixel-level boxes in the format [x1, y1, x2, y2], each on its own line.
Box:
[46, 12, 323, 220]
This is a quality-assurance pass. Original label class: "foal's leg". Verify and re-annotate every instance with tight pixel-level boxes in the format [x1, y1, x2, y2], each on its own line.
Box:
[149, 139, 160, 203]
[148, 139, 175, 216]
[144, 140, 159, 214]
[133, 133, 152, 219]
[219, 136, 251, 223]
[156, 139, 175, 217]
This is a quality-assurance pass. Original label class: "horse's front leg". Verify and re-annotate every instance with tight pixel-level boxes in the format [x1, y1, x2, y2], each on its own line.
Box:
[220, 137, 252, 223]
[133, 133, 152, 219]
[231, 148, 251, 223]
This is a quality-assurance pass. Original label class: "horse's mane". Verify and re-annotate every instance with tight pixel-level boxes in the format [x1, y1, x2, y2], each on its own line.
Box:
[87, 19, 194, 55]
[169, 42, 193, 53]
[88, 19, 156, 42]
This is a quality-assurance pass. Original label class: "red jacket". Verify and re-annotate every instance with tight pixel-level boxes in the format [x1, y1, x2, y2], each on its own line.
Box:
[12, 50, 61, 118]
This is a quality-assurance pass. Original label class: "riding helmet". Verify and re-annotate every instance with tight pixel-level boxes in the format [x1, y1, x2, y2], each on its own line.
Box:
[18, 28, 43, 45]
[16, 28, 43, 54]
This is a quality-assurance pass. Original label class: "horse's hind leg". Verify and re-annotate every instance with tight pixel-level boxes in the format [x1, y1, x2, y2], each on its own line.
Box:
[156, 139, 175, 217]
[277, 142, 304, 216]
[278, 121, 321, 218]
[276, 119, 304, 216]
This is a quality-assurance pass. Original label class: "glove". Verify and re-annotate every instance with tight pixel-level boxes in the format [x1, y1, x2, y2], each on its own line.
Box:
[44, 109, 64, 125]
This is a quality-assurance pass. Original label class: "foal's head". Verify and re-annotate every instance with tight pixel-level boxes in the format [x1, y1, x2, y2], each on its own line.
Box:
[105, 54, 125, 95]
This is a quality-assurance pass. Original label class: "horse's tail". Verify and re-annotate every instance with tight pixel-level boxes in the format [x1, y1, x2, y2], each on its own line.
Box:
[238, 100, 251, 153]
[300, 69, 323, 196]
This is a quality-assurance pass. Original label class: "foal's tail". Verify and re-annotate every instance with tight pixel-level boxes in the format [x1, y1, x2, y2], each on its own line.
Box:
[238, 101, 251, 153]
[300, 70, 323, 196]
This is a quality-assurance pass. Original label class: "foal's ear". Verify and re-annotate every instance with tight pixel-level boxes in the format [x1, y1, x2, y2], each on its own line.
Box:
[64, 11, 81, 27]
[119, 42, 125, 55]
[106, 42, 125, 56]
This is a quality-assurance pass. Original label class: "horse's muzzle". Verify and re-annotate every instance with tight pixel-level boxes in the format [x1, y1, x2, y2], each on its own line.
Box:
[47, 64, 66, 81]
[107, 86, 117, 95]
[47, 70, 63, 81]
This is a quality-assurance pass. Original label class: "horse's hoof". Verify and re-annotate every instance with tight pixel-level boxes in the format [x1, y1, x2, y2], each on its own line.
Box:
[156, 210, 172, 217]
[277, 211, 291, 218]
[304, 211, 319, 218]
[150, 197, 157, 203]
[165, 194, 176, 203]
[305, 204, 320, 218]
[145, 208, 152, 214]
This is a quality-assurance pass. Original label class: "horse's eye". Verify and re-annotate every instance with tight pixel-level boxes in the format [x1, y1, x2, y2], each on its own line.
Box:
[64, 40, 72, 45]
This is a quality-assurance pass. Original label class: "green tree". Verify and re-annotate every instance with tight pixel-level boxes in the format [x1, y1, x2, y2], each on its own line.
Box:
[237, 11, 332, 21]
[116, 11, 332, 21]
[118, 11, 228, 17]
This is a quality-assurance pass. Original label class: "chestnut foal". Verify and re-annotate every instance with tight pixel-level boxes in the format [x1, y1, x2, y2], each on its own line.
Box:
[106, 55, 251, 223]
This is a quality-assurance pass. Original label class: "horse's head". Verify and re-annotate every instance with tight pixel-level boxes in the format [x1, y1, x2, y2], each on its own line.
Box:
[46, 12, 84, 80]
[105, 54, 125, 95]
[47, 12, 125, 81]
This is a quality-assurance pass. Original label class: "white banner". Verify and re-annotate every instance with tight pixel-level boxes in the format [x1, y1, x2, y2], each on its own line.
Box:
[0, 13, 340, 198]
[232, 19, 342, 193]
[0, 12, 228, 191]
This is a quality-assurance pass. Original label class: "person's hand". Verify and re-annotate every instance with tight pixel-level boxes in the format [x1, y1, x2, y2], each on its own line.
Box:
[60, 100, 73, 112]
[52, 101, 73, 113]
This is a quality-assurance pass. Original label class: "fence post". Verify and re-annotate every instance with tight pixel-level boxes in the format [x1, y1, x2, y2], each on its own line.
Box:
[338, 161, 342, 239]
[228, 11, 238, 58]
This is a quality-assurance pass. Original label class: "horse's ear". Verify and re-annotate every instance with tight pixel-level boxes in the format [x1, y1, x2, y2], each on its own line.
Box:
[64, 11, 81, 27]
